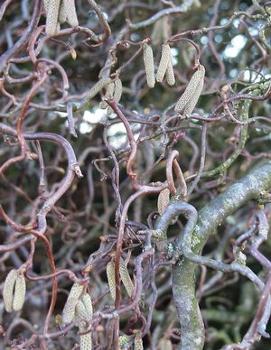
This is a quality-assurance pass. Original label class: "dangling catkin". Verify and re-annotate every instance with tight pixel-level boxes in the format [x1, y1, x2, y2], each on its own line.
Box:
[106, 260, 116, 302]
[45, 0, 61, 36]
[157, 188, 170, 215]
[119, 259, 134, 298]
[3, 269, 17, 312]
[58, 0, 67, 23]
[119, 335, 131, 347]
[79, 330, 92, 350]
[174, 64, 205, 114]
[182, 69, 205, 117]
[81, 293, 93, 318]
[12, 272, 26, 311]
[166, 53, 175, 86]
[63, 0, 79, 27]
[156, 44, 171, 83]
[158, 339, 173, 350]
[134, 332, 143, 350]
[62, 282, 84, 324]
[87, 78, 112, 100]
[143, 43, 155, 88]
[113, 78, 123, 103]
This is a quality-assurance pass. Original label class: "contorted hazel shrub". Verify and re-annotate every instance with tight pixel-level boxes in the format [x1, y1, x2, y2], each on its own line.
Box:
[3, 269, 26, 313]
[174, 64, 205, 116]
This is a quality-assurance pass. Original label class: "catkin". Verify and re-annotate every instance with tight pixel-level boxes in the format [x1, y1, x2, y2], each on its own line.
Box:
[119, 335, 130, 347]
[106, 260, 116, 302]
[81, 293, 93, 318]
[119, 259, 134, 298]
[79, 331, 92, 350]
[166, 53, 175, 86]
[156, 44, 171, 83]
[3, 269, 17, 312]
[143, 43, 155, 88]
[12, 272, 26, 311]
[113, 78, 123, 103]
[158, 339, 173, 350]
[43, 0, 50, 13]
[157, 188, 170, 215]
[76, 300, 90, 323]
[88, 78, 112, 100]
[62, 283, 84, 324]
[58, 0, 67, 23]
[63, 0, 79, 27]
[174, 64, 205, 115]
[134, 332, 143, 350]
[45, 0, 61, 36]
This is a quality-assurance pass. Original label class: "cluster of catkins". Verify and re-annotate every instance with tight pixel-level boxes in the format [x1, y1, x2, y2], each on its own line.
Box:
[62, 282, 93, 350]
[143, 41, 205, 117]
[3, 268, 26, 313]
[43, 0, 79, 36]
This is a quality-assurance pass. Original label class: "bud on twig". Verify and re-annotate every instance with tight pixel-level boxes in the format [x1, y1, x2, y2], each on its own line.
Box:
[174, 64, 205, 116]
[143, 43, 155, 88]
[156, 44, 171, 83]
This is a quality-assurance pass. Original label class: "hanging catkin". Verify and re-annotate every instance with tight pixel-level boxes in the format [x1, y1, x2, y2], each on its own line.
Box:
[156, 44, 171, 83]
[165, 53, 175, 86]
[113, 78, 123, 103]
[157, 188, 170, 215]
[158, 339, 173, 350]
[174, 64, 205, 115]
[12, 272, 26, 311]
[63, 0, 78, 27]
[45, 0, 61, 36]
[143, 43, 155, 88]
[87, 78, 112, 100]
[134, 332, 144, 350]
[79, 330, 92, 350]
[62, 282, 84, 324]
[119, 259, 134, 298]
[3, 269, 17, 312]
[58, 1, 67, 23]
[106, 260, 116, 302]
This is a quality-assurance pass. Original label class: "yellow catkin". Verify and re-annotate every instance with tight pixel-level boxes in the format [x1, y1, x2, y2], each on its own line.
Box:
[156, 44, 171, 83]
[113, 78, 123, 103]
[81, 293, 93, 317]
[119, 259, 134, 298]
[158, 339, 173, 350]
[79, 331, 92, 350]
[58, 0, 67, 23]
[63, 0, 78, 27]
[3, 269, 17, 312]
[43, 0, 50, 13]
[143, 43, 155, 88]
[174, 64, 205, 114]
[134, 332, 143, 350]
[157, 188, 170, 215]
[45, 0, 61, 36]
[119, 335, 131, 347]
[88, 78, 112, 100]
[12, 272, 26, 311]
[106, 260, 116, 302]
[62, 283, 84, 324]
[166, 54, 175, 86]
